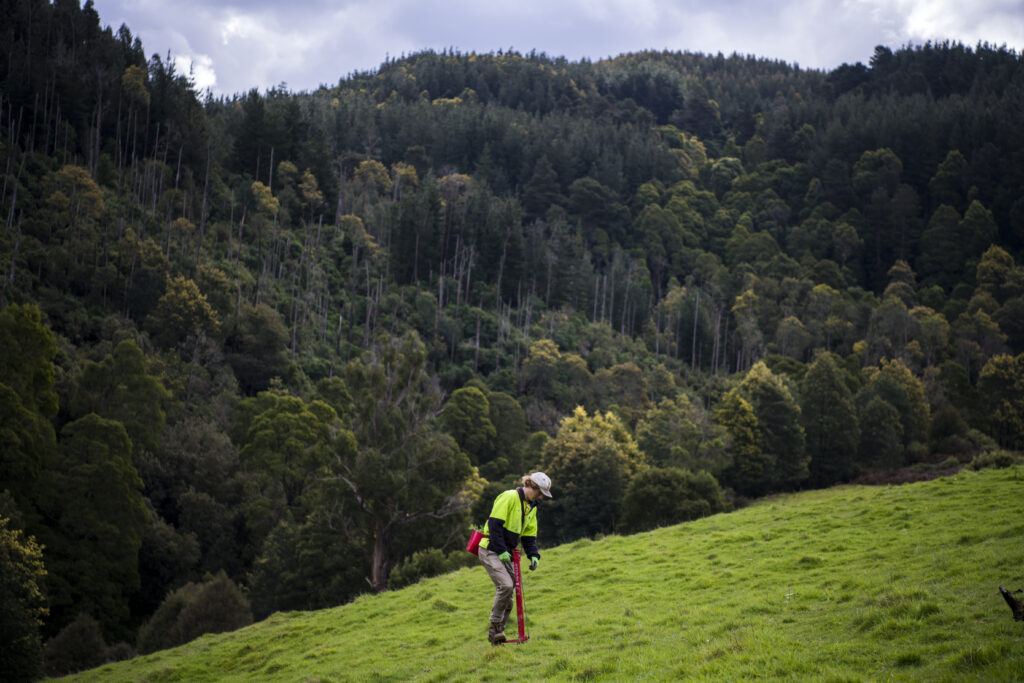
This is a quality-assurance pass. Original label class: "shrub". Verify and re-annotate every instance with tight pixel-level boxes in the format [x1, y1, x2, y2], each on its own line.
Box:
[43, 613, 108, 677]
[248, 520, 367, 619]
[967, 450, 1022, 471]
[172, 572, 252, 642]
[905, 440, 929, 464]
[965, 429, 998, 454]
[104, 641, 135, 663]
[137, 571, 252, 654]
[618, 467, 729, 534]
[939, 456, 961, 469]
[135, 588, 190, 655]
[388, 548, 478, 590]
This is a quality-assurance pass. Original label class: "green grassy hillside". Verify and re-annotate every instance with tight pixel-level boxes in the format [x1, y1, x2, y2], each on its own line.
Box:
[69, 467, 1024, 682]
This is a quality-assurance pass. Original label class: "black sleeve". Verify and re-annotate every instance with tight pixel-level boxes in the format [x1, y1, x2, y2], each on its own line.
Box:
[487, 517, 508, 555]
[522, 535, 540, 559]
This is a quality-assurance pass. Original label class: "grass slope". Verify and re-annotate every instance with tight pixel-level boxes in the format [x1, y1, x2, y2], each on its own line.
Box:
[70, 467, 1024, 682]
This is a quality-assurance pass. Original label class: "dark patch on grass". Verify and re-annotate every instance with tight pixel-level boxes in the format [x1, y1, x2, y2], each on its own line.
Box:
[571, 668, 601, 681]
[997, 524, 1024, 539]
[797, 555, 824, 567]
[570, 658, 616, 680]
[895, 652, 922, 667]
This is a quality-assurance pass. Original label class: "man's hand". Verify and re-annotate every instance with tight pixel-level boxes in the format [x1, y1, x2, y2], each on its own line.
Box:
[498, 551, 511, 563]
[529, 556, 539, 571]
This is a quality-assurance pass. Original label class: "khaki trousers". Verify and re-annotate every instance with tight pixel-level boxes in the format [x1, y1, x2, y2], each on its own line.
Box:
[479, 546, 514, 624]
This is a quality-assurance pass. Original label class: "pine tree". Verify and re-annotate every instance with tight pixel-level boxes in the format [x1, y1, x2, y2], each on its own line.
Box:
[801, 352, 859, 486]
[738, 362, 808, 490]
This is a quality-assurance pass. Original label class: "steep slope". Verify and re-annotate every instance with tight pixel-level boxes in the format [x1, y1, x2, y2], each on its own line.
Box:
[69, 466, 1023, 681]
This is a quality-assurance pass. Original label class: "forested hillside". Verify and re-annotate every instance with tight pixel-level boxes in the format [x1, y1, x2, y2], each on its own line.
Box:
[2, 0, 1023, 678]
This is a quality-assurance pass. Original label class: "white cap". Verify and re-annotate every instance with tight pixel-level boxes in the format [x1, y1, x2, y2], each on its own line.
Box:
[530, 471, 553, 498]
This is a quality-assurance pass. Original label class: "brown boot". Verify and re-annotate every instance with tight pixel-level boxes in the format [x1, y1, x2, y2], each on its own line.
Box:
[499, 607, 512, 638]
[488, 620, 506, 644]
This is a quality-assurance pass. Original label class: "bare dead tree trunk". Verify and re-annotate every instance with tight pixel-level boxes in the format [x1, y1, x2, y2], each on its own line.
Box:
[6, 152, 26, 230]
[124, 247, 138, 318]
[114, 90, 123, 187]
[267, 147, 274, 191]
[620, 262, 632, 337]
[196, 139, 211, 266]
[174, 145, 183, 190]
[1, 218, 21, 309]
[474, 312, 481, 371]
[720, 324, 727, 375]
[429, 270, 439, 334]
[150, 121, 161, 214]
[691, 289, 700, 371]
[464, 246, 473, 307]
[369, 520, 392, 593]
[290, 269, 299, 360]
[712, 306, 723, 375]
[364, 260, 373, 346]
[601, 273, 607, 323]
[655, 308, 661, 356]
[237, 204, 246, 267]
[91, 70, 105, 179]
[524, 280, 535, 343]
[29, 91, 38, 154]
[608, 267, 615, 329]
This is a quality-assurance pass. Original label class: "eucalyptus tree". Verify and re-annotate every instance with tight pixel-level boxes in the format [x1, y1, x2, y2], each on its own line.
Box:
[323, 333, 472, 592]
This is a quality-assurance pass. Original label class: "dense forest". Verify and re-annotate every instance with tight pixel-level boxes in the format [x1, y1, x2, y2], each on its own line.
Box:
[2, 0, 1024, 678]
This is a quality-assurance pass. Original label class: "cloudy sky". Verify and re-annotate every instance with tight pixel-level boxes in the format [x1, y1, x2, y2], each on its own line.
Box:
[90, 0, 1024, 96]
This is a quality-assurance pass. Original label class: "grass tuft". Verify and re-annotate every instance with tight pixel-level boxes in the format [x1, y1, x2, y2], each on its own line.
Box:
[431, 598, 458, 612]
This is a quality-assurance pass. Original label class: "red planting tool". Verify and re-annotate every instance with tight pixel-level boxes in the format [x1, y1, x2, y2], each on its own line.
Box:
[506, 549, 529, 644]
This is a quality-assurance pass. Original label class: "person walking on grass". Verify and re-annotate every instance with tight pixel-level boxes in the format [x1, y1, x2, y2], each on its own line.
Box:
[478, 472, 552, 644]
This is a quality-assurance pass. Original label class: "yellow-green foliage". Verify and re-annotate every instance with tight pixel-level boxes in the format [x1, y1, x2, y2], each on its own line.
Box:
[67, 467, 1024, 681]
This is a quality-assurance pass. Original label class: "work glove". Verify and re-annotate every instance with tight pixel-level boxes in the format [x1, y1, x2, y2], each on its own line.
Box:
[498, 551, 512, 563]
[529, 556, 539, 571]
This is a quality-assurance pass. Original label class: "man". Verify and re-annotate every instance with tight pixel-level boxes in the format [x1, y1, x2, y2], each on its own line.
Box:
[477, 472, 552, 644]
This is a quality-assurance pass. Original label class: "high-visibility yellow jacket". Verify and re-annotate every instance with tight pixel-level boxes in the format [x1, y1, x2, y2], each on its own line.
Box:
[480, 487, 540, 559]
